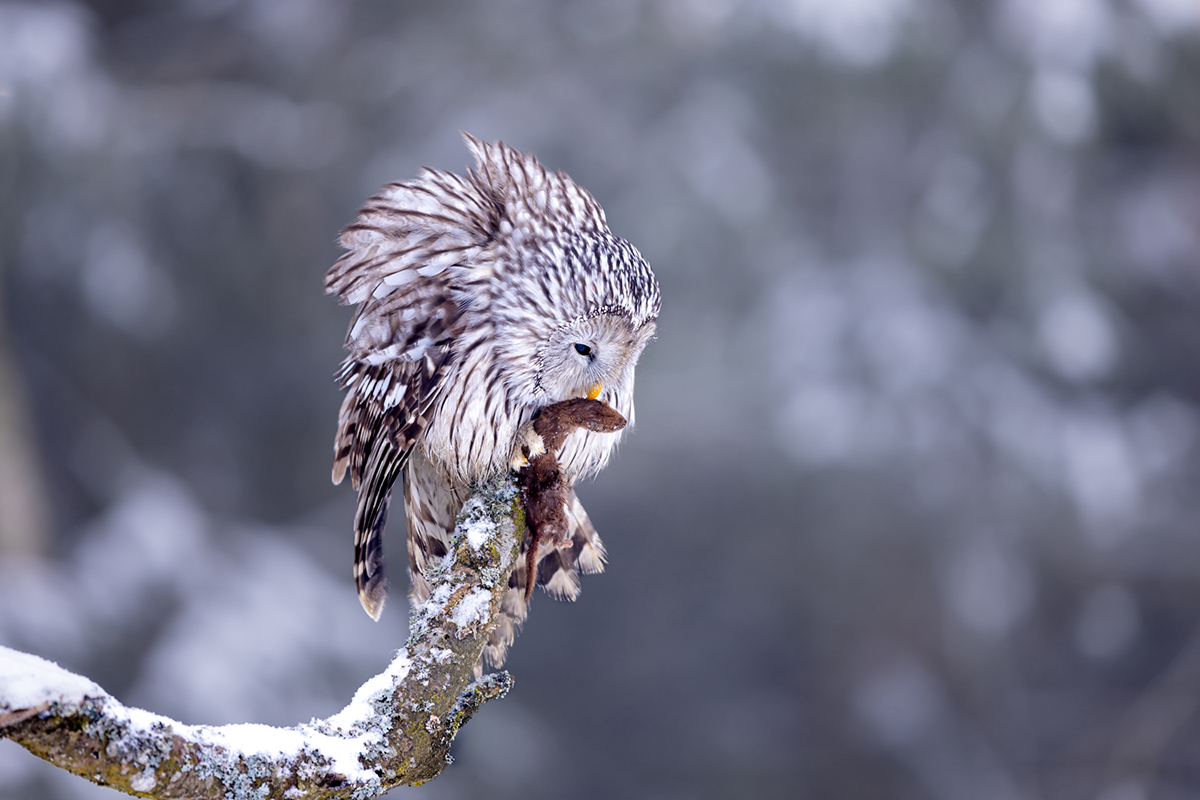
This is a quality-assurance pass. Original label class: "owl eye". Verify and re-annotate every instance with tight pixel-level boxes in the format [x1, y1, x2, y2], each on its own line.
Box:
[574, 343, 593, 357]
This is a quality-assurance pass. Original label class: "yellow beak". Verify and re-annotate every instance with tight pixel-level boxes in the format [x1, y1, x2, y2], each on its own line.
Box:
[586, 382, 603, 400]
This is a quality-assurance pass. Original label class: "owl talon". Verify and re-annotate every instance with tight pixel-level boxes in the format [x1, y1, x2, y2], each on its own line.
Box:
[510, 421, 546, 471]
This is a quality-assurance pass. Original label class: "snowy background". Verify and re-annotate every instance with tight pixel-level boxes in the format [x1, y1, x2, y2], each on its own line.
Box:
[2, 1, 1200, 798]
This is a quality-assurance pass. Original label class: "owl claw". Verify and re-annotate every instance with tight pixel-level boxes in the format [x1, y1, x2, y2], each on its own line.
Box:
[510, 421, 546, 471]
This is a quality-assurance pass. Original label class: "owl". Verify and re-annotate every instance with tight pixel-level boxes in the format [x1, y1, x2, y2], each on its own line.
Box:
[326, 134, 660, 668]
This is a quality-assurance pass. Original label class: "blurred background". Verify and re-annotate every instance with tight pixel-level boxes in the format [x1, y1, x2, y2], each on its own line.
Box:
[1, 0, 1199, 798]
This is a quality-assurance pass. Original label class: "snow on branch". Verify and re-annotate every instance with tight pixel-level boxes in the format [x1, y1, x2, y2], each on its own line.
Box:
[0, 474, 523, 799]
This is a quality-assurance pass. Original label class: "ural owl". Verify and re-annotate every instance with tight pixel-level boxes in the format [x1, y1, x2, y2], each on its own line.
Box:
[326, 134, 660, 667]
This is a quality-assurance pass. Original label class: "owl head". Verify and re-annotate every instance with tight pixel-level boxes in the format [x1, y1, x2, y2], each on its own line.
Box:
[459, 136, 661, 414]
[535, 307, 657, 407]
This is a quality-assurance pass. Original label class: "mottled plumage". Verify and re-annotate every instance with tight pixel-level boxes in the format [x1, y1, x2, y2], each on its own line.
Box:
[327, 133, 660, 667]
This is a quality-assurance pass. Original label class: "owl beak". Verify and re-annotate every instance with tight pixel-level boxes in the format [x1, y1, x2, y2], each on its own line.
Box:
[586, 382, 603, 400]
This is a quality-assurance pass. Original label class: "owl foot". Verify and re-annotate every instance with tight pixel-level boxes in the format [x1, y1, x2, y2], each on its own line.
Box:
[509, 420, 546, 470]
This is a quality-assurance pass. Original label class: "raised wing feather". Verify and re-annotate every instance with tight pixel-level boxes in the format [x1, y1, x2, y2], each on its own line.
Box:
[326, 148, 498, 620]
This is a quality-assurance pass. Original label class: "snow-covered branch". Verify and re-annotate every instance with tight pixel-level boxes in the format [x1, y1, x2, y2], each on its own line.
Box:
[0, 474, 523, 799]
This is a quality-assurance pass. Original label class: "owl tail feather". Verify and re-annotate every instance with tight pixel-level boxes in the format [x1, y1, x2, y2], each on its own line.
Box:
[354, 439, 407, 621]
[355, 491, 389, 621]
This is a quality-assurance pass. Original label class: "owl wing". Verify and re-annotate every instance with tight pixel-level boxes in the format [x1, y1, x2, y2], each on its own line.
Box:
[332, 349, 452, 619]
[327, 153, 499, 620]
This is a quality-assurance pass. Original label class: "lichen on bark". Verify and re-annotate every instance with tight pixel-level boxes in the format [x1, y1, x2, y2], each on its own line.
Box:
[0, 473, 524, 799]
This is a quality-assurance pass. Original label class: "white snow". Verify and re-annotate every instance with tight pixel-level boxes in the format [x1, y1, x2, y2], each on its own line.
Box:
[326, 652, 411, 731]
[0, 644, 406, 784]
[185, 721, 376, 781]
[451, 588, 491, 631]
[298, 729, 373, 778]
[0, 646, 106, 710]
[192, 723, 305, 759]
[120, 704, 178, 731]
[426, 584, 453, 612]
[463, 516, 493, 551]
[457, 494, 498, 552]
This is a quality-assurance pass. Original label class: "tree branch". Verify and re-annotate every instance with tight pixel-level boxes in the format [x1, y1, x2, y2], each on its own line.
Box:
[0, 473, 524, 799]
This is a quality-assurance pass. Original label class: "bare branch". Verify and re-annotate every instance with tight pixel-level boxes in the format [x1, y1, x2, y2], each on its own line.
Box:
[0, 474, 523, 799]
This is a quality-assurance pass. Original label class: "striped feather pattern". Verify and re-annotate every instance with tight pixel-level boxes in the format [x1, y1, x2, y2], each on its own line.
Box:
[327, 133, 659, 664]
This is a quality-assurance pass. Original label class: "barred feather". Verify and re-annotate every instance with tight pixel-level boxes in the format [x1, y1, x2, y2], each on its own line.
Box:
[328, 133, 659, 665]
